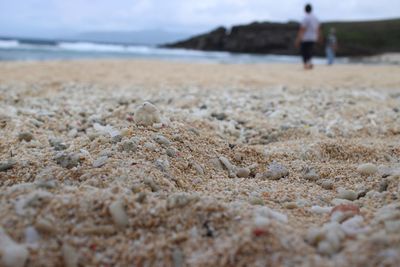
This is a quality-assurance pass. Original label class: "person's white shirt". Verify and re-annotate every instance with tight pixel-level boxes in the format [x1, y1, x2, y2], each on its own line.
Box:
[301, 14, 319, 42]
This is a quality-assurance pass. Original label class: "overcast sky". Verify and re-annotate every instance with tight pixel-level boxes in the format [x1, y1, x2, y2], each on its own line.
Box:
[1, 0, 399, 37]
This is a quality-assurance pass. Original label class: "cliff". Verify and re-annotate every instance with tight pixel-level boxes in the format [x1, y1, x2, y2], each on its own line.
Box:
[164, 19, 400, 57]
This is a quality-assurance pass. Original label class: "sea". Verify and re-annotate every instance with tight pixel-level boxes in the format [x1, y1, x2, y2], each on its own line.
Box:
[0, 38, 332, 64]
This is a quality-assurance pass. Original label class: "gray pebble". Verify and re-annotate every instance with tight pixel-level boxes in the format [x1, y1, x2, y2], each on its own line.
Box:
[55, 153, 81, 169]
[18, 132, 34, 142]
[357, 163, 378, 176]
[166, 147, 178, 157]
[303, 167, 319, 181]
[111, 135, 123, 144]
[0, 160, 16, 172]
[321, 180, 334, 190]
[337, 188, 358, 201]
[93, 156, 108, 168]
[236, 167, 250, 178]
[153, 134, 171, 146]
[379, 179, 389, 192]
[262, 162, 289, 180]
[49, 138, 68, 151]
[119, 140, 138, 152]
[210, 158, 224, 171]
[211, 112, 227, 120]
[192, 162, 204, 175]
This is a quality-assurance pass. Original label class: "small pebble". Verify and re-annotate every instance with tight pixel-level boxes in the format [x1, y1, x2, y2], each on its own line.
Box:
[303, 167, 319, 181]
[153, 134, 170, 146]
[134, 102, 162, 126]
[210, 158, 224, 171]
[192, 162, 204, 175]
[119, 140, 138, 152]
[55, 153, 81, 169]
[321, 180, 334, 190]
[111, 134, 123, 143]
[167, 193, 193, 209]
[62, 243, 79, 267]
[166, 147, 178, 157]
[379, 179, 389, 192]
[48, 138, 68, 151]
[337, 188, 358, 201]
[357, 163, 378, 176]
[262, 162, 289, 180]
[18, 132, 34, 142]
[93, 156, 108, 168]
[236, 167, 250, 178]
[109, 200, 129, 229]
[284, 202, 298, 209]
[211, 112, 227, 120]
[0, 227, 29, 267]
[0, 160, 16, 172]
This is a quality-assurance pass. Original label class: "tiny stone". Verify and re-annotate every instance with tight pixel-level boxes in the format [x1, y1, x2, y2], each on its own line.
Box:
[153, 134, 170, 146]
[55, 153, 81, 169]
[166, 147, 178, 157]
[303, 167, 319, 181]
[48, 138, 68, 151]
[284, 202, 298, 209]
[111, 135, 123, 143]
[0, 160, 16, 172]
[249, 196, 265, 206]
[337, 188, 358, 201]
[119, 140, 138, 152]
[93, 156, 108, 168]
[210, 158, 224, 171]
[62, 243, 78, 267]
[193, 162, 204, 175]
[321, 180, 334, 190]
[108, 200, 129, 229]
[236, 167, 250, 178]
[234, 153, 244, 162]
[379, 179, 389, 192]
[167, 193, 193, 209]
[262, 162, 289, 180]
[134, 102, 162, 126]
[18, 132, 34, 142]
[211, 112, 227, 120]
[144, 142, 157, 151]
[357, 163, 378, 176]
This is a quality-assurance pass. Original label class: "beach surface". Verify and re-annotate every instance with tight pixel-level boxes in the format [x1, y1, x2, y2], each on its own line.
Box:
[1, 60, 400, 266]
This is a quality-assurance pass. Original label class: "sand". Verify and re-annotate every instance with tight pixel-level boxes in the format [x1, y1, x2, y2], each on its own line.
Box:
[0, 60, 399, 267]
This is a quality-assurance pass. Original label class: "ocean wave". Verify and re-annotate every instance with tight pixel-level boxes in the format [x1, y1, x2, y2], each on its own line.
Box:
[57, 42, 133, 52]
[0, 40, 20, 48]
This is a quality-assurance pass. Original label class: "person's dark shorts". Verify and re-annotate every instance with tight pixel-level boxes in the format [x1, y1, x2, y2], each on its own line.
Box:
[301, 41, 315, 64]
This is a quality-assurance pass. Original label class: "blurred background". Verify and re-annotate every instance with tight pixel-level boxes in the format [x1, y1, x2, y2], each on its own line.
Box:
[0, 0, 399, 63]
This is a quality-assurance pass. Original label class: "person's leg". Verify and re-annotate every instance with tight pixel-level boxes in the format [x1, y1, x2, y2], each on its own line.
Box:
[326, 47, 333, 65]
[301, 42, 307, 68]
[307, 42, 315, 69]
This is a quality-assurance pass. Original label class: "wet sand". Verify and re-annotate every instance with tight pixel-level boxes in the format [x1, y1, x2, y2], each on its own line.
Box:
[0, 60, 400, 266]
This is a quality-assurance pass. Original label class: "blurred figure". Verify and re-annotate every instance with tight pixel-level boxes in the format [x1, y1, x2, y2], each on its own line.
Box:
[325, 27, 338, 65]
[295, 4, 320, 70]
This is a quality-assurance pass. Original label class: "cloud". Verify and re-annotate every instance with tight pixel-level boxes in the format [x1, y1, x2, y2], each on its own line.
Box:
[1, 0, 399, 37]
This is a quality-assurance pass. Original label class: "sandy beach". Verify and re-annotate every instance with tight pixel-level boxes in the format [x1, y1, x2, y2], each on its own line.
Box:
[0, 60, 400, 267]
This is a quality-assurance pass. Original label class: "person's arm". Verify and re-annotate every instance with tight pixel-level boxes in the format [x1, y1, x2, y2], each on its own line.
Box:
[295, 27, 305, 48]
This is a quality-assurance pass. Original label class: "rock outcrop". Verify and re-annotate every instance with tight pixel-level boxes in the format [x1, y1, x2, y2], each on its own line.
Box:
[164, 19, 400, 57]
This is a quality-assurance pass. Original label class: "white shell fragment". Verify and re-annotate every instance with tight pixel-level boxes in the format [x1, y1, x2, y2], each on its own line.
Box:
[134, 101, 162, 126]
[109, 200, 129, 228]
[0, 227, 29, 267]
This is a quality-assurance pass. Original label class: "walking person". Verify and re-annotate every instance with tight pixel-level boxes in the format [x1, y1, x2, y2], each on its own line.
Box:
[295, 4, 320, 70]
[325, 27, 338, 65]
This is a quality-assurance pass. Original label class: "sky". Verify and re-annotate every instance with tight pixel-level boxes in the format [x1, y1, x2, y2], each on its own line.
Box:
[1, 0, 399, 38]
